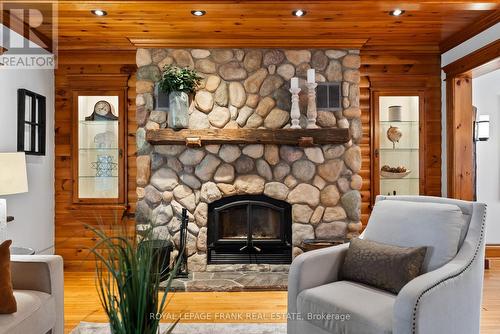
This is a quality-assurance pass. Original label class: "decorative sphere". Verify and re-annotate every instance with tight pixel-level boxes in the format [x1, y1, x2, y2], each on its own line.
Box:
[387, 126, 403, 143]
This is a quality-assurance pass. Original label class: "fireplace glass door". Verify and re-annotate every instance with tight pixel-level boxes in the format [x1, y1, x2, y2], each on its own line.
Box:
[218, 204, 281, 241]
[208, 195, 292, 264]
[219, 205, 247, 239]
[251, 206, 281, 240]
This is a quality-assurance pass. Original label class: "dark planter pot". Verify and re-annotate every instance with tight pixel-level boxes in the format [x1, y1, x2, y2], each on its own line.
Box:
[140, 239, 173, 281]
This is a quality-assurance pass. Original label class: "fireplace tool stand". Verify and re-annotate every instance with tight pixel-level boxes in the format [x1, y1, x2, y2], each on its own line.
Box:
[175, 208, 190, 278]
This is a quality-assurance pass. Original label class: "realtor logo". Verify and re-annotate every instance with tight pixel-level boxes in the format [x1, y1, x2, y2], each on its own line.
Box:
[0, 1, 57, 69]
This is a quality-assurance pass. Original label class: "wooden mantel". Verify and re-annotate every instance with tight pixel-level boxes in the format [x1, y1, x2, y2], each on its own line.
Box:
[146, 128, 350, 147]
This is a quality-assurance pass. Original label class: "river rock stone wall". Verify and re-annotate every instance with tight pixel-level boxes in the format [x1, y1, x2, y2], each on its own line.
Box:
[135, 48, 362, 271]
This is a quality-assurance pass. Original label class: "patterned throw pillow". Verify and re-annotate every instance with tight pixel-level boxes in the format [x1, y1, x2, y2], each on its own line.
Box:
[340, 238, 427, 294]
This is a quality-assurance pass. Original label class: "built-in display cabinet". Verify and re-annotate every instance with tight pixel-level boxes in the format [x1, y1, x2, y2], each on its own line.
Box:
[71, 80, 128, 205]
[372, 92, 425, 201]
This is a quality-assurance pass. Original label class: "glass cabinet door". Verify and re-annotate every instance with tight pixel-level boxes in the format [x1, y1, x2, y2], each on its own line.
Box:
[374, 94, 423, 198]
[73, 92, 125, 203]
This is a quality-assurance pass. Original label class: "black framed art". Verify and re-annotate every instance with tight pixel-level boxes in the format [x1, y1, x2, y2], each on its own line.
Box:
[17, 89, 46, 156]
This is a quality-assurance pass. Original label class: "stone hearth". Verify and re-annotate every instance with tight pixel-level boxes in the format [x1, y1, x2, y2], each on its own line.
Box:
[135, 48, 362, 272]
[165, 265, 289, 292]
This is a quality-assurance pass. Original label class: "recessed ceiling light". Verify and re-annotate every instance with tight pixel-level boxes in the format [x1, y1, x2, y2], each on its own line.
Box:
[91, 9, 107, 16]
[292, 9, 307, 17]
[389, 9, 405, 16]
[191, 10, 206, 16]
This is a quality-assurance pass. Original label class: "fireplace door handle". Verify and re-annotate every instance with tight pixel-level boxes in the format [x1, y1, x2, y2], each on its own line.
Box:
[239, 245, 248, 252]
[252, 245, 262, 252]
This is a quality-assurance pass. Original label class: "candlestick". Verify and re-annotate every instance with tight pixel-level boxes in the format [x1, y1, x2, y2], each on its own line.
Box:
[291, 77, 299, 89]
[289, 86, 301, 129]
[306, 82, 319, 129]
[307, 69, 315, 83]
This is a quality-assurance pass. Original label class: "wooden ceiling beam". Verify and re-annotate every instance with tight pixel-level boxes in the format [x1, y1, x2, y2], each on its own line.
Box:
[442, 39, 500, 77]
[440, 10, 500, 53]
[128, 37, 368, 49]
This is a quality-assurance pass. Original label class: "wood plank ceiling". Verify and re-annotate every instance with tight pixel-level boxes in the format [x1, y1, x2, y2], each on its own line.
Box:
[10, 1, 497, 52]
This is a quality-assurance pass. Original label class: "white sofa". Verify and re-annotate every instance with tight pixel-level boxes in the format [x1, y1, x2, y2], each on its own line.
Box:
[0, 255, 64, 334]
[288, 195, 487, 334]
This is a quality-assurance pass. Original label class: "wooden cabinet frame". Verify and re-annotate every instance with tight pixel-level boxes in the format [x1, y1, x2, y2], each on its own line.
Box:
[370, 90, 426, 205]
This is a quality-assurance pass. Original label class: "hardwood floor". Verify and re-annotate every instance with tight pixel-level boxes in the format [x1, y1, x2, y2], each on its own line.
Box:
[65, 260, 500, 333]
[64, 273, 287, 333]
[482, 259, 500, 333]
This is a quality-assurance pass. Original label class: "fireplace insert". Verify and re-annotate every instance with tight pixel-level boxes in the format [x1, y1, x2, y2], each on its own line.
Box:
[207, 195, 292, 265]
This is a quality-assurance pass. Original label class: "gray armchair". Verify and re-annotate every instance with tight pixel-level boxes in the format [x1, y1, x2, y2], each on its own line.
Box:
[288, 196, 486, 334]
[0, 255, 64, 334]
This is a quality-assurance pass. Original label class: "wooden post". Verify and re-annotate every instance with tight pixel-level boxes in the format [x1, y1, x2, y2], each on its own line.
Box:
[447, 75, 474, 200]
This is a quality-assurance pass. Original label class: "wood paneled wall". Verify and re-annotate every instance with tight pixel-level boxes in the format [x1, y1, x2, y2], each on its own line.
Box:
[359, 51, 442, 225]
[55, 51, 137, 270]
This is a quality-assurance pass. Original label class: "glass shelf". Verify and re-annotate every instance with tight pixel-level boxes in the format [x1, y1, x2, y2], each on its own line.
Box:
[379, 121, 418, 124]
[79, 176, 118, 179]
[79, 148, 119, 151]
[79, 120, 118, 125]
[380, 148, 419, 151]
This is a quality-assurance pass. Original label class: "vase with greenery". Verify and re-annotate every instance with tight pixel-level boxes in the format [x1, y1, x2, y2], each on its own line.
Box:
[88, 224, 180, 334]
[158, 65, 201, 129]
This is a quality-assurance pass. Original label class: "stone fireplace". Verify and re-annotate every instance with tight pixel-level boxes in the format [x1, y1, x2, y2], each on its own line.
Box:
[135, 48, 362, 272]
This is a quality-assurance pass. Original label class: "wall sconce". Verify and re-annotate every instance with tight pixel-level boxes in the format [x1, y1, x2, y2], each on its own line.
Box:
[475, 114, 490, 142]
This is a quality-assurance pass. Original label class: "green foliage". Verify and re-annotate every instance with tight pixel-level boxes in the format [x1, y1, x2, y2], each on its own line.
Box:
[87, 224, 180, 334]
[158, 65, 202, 94]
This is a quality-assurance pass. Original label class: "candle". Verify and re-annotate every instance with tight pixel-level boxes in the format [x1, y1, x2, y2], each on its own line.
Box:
[291, 77, 299, 89]
[307, 69, 315, 83]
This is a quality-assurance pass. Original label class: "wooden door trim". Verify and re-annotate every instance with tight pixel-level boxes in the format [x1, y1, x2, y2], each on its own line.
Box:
[370, 89, 426, 205]
[443, 39, 500, 200]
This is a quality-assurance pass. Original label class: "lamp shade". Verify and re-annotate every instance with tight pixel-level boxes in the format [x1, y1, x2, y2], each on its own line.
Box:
[0, 152, 28, 196]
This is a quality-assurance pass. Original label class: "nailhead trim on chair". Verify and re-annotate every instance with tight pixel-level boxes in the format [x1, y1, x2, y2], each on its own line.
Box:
[410, 205, 487, 334]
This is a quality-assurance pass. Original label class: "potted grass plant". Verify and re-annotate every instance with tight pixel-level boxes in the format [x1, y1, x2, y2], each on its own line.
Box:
[158, 65, 201, 129]
[87, 224, 180, 334]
